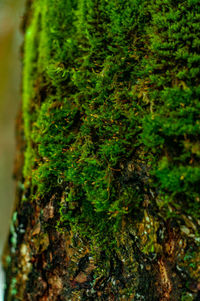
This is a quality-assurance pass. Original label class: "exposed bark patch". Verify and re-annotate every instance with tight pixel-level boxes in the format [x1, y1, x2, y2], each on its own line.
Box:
[157, 258, 172, 300]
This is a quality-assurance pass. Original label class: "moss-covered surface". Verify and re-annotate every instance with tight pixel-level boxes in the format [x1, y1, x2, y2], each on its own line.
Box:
[3, 0, 200, 300]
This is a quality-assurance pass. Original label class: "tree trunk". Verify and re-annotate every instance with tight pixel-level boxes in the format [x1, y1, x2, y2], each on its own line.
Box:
[3, 0, 200, 300]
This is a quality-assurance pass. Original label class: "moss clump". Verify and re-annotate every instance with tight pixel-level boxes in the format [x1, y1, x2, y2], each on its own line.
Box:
[22, 0, 200, 269]
[141, 0, 200, 219]
[22, 0, 148, 249]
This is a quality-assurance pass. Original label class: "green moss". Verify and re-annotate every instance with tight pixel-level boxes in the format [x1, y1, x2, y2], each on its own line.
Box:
[22, 0, 146, 250]
[10, 278, 17, 296]
[140, 0, 200, 219]
[23, 2, 40, 178]
[9, 212, 18, 254]
[181, 293, 194, 301]
[22, 0, 200, 277]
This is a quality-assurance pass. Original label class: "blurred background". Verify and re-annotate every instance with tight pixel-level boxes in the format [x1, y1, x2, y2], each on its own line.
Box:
[0, 0, 25, 298]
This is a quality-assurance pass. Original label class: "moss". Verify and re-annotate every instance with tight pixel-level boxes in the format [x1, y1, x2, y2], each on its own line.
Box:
[10, 278, 17, 296]
[22, 0, 200, 242]
[181, 293, 194, 301]
[23, 2, 40, 178]
[19, 0, 200, 298]
[22, 0, 148, 251]
[140, 0, 200, 220]
[9, 212, 18, 254]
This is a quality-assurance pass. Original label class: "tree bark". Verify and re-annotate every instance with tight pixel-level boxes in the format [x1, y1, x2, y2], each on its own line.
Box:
[3, 0, 200, 300]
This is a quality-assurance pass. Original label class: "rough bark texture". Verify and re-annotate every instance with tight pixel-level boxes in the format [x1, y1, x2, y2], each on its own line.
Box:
[3, 0, 200, 300]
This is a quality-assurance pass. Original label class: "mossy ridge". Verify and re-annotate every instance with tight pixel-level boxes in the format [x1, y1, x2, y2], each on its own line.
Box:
[22, 0, 40, 179]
